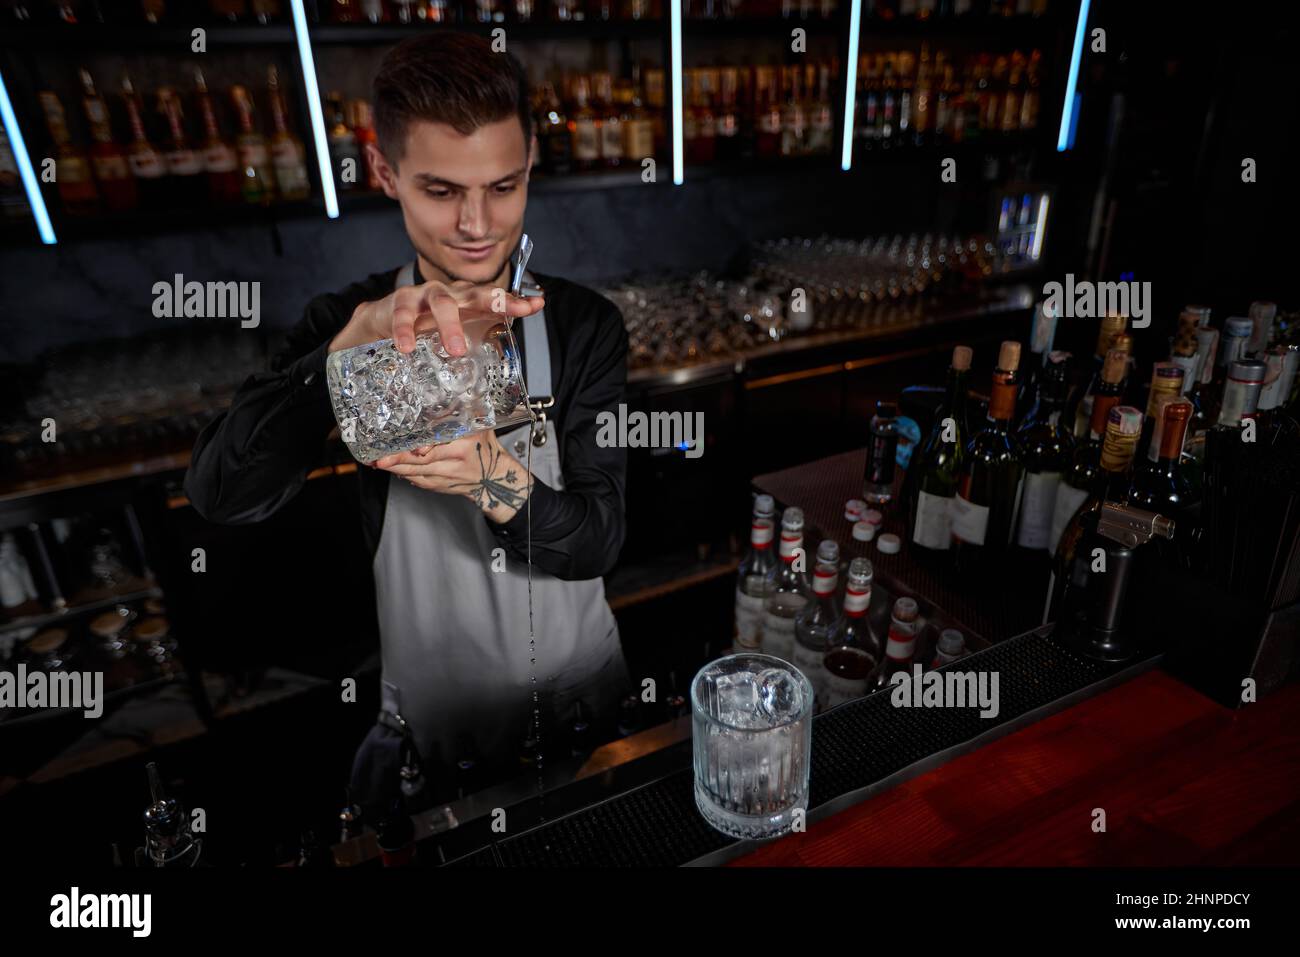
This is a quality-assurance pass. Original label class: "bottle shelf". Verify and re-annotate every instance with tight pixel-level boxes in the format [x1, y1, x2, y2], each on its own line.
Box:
[311, 18, 665, 44]
[0, 23, 297, 51]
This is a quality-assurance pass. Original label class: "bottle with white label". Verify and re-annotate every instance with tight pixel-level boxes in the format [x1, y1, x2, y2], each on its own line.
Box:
[822, 558, 879, 709]
[793, 540, 840, 712]
[760, 506, 811, 663]
[876, 596, 920, 689]
[904, 344, 971, 557]
[733, 494, 777, 652]
[1013, 350, 1073, 552]
[953, 341, 1024, 565]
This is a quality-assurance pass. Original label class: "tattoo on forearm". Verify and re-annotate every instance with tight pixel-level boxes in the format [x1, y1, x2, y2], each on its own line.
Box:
[451, 441, 533, 512]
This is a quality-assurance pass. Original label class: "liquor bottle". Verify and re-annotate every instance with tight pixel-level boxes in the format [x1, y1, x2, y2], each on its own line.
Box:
[876, 596, 919, 688]
[156, 87, 206, 207]
[694, 68, 718, 164]
[1048, 405, 1143, 625]
[1199, 317, 1255, 427]
[193, 68, 242, 205]
[267, 66, 310, 200]
[567, 75, 600, 172]
[1067, 313, 1127, 438]
[733, 493, 777, 652]
[592, 72, 623, 169]
[912, 46, 933, 147]
[1020, 49, 1041, 129]
[953, 341, 1024, 558]
[376, 798, 414, 866]
[905, 345, 971, 555]
[807, 61, 834, 155]
[643, 67, 666, 158]
[931, 628, 967, 667]
[620, 72, 655, 165]
[1016, 301, 1058, 423]
[77, 69, 136, 212]
[536, 81, 572, 176]
[1048, 348, 1128, 552]
[779, 66, 806, 158]
[1247, 300, 1278, 356]
[878, 55, 897, 148]
[324, 91, 360, 191]
[714, 68, 741, 164]
[857, 56, 879, 151]
[793, 539, 841, 711]
[349, 99, 381, 190]
[1013, 350, 1073, 551]
[115, 77, 167, 212]
[754, 67, 782, 160]
[359, 0, 388, 20]
[1128, 399, 1198, 569]
[37, 91, 99, 216]
[863, 401, 899, 505]
[822, 557, 880, 709]
[339, 788, 363, 844]
[1134, 362, 1185, 464]
[229, 85, 275, 204]
[760, 506, 812, 663]
[1168, 316, 1201, 403]
[895, 50, 914, 146]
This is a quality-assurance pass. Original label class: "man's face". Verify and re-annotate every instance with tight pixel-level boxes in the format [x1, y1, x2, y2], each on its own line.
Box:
[371, 116, 532, 287]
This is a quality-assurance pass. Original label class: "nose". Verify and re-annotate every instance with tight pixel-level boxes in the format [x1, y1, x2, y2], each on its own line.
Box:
[458, 191, 488, 238]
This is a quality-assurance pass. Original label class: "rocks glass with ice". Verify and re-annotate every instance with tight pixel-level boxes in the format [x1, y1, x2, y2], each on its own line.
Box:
[691, 653, 813, 840]
[326, 315, 531, 463]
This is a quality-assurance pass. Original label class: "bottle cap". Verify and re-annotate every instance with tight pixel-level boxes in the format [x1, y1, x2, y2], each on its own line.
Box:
[1112, 332, 1134, 355]
[847, 556, 874, 580]
[997, 340, 1021, 372]
[1228, 358, 1267, 384]
[816, 539, 840, 564]
[951, 345, 972, 371]
[937, 629, 966, 655]
[754, 494, 775, 517]
[891, 595, 918, 620]
[1224, 316, 1253, 339]
[852, 521, 876, 542]
[1107, 405, 1144, 435]
[862, 509, 884, 527]
[781, 506, 804, 528]
[844, 498, 866, 520]
[877, 533, 901, 554]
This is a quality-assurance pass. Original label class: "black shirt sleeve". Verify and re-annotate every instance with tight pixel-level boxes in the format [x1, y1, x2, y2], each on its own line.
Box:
[183, 292, 351, 524]
[489, 295, 629, 582]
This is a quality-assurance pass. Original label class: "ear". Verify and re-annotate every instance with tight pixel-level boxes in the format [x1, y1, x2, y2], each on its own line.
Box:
[367, 142, 399, 199]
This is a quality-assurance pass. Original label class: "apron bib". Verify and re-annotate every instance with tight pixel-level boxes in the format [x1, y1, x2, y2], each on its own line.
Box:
[370, 262, 626, 780]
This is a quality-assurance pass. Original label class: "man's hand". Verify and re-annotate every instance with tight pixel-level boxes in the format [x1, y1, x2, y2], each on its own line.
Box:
[373, 431, 534, 524]
[329, 278, 544, 356]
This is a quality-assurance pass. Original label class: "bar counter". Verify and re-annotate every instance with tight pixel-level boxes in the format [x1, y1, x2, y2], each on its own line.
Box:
[320, 447, 1300, 868]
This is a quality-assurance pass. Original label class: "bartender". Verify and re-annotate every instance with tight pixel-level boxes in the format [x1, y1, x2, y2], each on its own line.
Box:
[185, 32, 631, 812]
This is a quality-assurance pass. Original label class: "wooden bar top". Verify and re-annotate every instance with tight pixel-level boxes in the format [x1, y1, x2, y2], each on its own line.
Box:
[731, 670, 1300, 866]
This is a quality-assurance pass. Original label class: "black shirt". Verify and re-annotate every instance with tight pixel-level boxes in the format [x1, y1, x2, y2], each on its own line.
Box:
[184, 265, 630, 581]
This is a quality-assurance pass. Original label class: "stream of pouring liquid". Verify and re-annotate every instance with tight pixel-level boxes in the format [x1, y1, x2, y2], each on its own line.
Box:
[525, 415, 545, 821]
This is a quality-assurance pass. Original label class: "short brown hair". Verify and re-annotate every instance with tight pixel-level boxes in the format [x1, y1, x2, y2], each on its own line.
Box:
[372, 32, 532, 164]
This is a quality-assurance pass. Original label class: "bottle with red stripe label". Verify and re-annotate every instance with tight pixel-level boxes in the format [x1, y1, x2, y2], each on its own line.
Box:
[823, 558, 880, 710]
[733, 494, 776, 652]
[794, 539, 841, 712]
[760, 506, 812, 663]
[876, 596, 920, 689]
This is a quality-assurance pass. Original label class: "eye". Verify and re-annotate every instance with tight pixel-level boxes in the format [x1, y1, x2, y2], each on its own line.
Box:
[425, 189, 453, 200]
[494, 183, 519, 195]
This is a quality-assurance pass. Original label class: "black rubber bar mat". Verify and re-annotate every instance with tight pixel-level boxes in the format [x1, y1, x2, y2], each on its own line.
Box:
[448, 628, 1159, 867]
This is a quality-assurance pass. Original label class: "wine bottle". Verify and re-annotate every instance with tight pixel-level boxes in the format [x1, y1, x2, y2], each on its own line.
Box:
[1066, 313, 1126, 438]
[1047, 405, 1143, 625]
[1134, 362, 1185, 463]
[1013, 350, 1074, 552]
[1048, 347, 1128, 553]
[1016, 301, 1057, 423]
[1128, 399, 1198, 569]
[904, 344, 971, 555]
[952, 340, 1024, 560]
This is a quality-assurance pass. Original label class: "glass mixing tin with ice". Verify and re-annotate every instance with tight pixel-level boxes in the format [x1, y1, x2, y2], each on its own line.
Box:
[326, 315, 532, 463]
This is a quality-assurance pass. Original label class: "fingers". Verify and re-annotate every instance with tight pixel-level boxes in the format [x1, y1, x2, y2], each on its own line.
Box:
[423, 287, 467, 357]
[389, 286, 424, 354]
[373, 440, 472, 470]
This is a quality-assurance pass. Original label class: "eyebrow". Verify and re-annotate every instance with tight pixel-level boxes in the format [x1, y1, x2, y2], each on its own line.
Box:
[413, 165, 529, 190]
